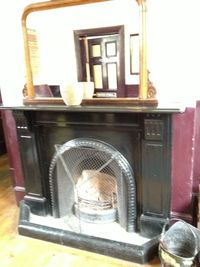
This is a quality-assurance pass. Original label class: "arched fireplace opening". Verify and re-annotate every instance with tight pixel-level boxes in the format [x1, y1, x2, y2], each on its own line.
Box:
[49, 138, 137, 235]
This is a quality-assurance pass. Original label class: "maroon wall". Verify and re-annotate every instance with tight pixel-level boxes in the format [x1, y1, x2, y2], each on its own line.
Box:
[171, 101, 200, 224]
[2, 110, 25, 204]
[192, 101, 200, 193]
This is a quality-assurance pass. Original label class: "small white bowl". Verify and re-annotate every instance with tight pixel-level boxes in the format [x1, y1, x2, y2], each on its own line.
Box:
[60, 83, 84, 106]
[82, 81, 95, 99]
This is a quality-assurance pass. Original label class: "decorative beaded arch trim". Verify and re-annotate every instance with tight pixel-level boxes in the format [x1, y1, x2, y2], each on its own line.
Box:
[49, 138, 137, 232]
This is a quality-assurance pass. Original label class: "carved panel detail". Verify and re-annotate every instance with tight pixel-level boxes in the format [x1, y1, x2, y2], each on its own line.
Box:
[13, 110, 29, 130]
[144, 119, 164, 141]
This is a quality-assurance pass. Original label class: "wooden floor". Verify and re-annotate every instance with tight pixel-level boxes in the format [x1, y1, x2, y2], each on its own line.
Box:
[0, 154, 160, 267]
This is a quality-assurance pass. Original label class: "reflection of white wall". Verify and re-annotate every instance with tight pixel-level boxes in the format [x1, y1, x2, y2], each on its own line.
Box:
[0, 0, 200, 107]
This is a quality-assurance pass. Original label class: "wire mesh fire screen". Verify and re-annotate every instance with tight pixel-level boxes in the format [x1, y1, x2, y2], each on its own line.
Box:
[49, 138, 138, 243]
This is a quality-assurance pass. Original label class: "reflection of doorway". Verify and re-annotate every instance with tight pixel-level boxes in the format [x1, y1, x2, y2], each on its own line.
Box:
[74, 26, 125, 97]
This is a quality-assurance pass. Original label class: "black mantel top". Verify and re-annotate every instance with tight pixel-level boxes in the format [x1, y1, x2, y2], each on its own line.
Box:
[0, 103, 185, 113]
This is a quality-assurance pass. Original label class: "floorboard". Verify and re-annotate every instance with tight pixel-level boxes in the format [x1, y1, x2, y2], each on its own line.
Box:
[0, 154, 160, 267]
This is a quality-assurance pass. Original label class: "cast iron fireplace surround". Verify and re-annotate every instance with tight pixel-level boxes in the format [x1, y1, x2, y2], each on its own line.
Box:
[13, 105, 176, 264]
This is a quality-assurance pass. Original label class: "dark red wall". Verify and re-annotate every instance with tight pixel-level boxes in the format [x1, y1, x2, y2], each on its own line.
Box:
[192, 101, 200, 193]
[171, 101, 200, 224]
[2, 110, 25, 204]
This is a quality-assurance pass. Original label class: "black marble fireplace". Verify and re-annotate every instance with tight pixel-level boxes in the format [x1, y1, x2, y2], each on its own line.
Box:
[13, 105, 177, 264]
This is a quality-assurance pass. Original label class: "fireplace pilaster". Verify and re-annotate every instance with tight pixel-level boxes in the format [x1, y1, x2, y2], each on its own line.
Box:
[13, 110, 48, 215]
[141, 114, 171, 237]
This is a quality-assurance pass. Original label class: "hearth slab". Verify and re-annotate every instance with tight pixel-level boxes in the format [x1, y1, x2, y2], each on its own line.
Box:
[18, 201, 160, 264]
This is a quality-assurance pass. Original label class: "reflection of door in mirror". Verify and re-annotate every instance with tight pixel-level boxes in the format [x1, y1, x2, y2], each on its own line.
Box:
[88, 35, 119, 98]
[74, 26, 125, 98]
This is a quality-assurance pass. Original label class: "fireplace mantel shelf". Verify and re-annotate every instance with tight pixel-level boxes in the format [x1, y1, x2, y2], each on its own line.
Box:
[0, 103, 184, 113]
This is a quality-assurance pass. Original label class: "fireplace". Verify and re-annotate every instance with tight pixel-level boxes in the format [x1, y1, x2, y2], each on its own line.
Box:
[50, 138, 137, 230]
[13, 105, 176, 264]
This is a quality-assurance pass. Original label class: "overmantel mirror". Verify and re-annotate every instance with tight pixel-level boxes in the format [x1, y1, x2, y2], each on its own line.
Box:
[22, 0, 157, 106]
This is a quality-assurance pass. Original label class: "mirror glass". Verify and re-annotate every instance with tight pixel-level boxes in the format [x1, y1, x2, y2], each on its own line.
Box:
[25, 0, 140, 97]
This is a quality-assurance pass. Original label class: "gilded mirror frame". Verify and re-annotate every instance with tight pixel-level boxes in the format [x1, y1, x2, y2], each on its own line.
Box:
[22, 0, 156, 105]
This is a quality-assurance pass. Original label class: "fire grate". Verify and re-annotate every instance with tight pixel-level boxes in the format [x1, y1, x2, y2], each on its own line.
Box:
[74, 168, 118, 223]
[49, 138, 137, 232]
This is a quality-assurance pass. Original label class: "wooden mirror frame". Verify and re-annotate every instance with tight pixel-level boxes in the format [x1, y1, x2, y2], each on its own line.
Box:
[22, 0, 156, 105]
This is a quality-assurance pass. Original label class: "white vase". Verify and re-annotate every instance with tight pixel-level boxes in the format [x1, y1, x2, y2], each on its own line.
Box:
[82, 81, 95, 99]
[60, 83, 84, 106]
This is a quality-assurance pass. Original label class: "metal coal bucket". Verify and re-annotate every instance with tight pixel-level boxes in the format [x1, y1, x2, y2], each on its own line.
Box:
[159, 220, 200, 266]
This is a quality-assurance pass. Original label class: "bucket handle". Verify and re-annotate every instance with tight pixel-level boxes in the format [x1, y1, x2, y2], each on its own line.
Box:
[160, 218, 199, 256]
